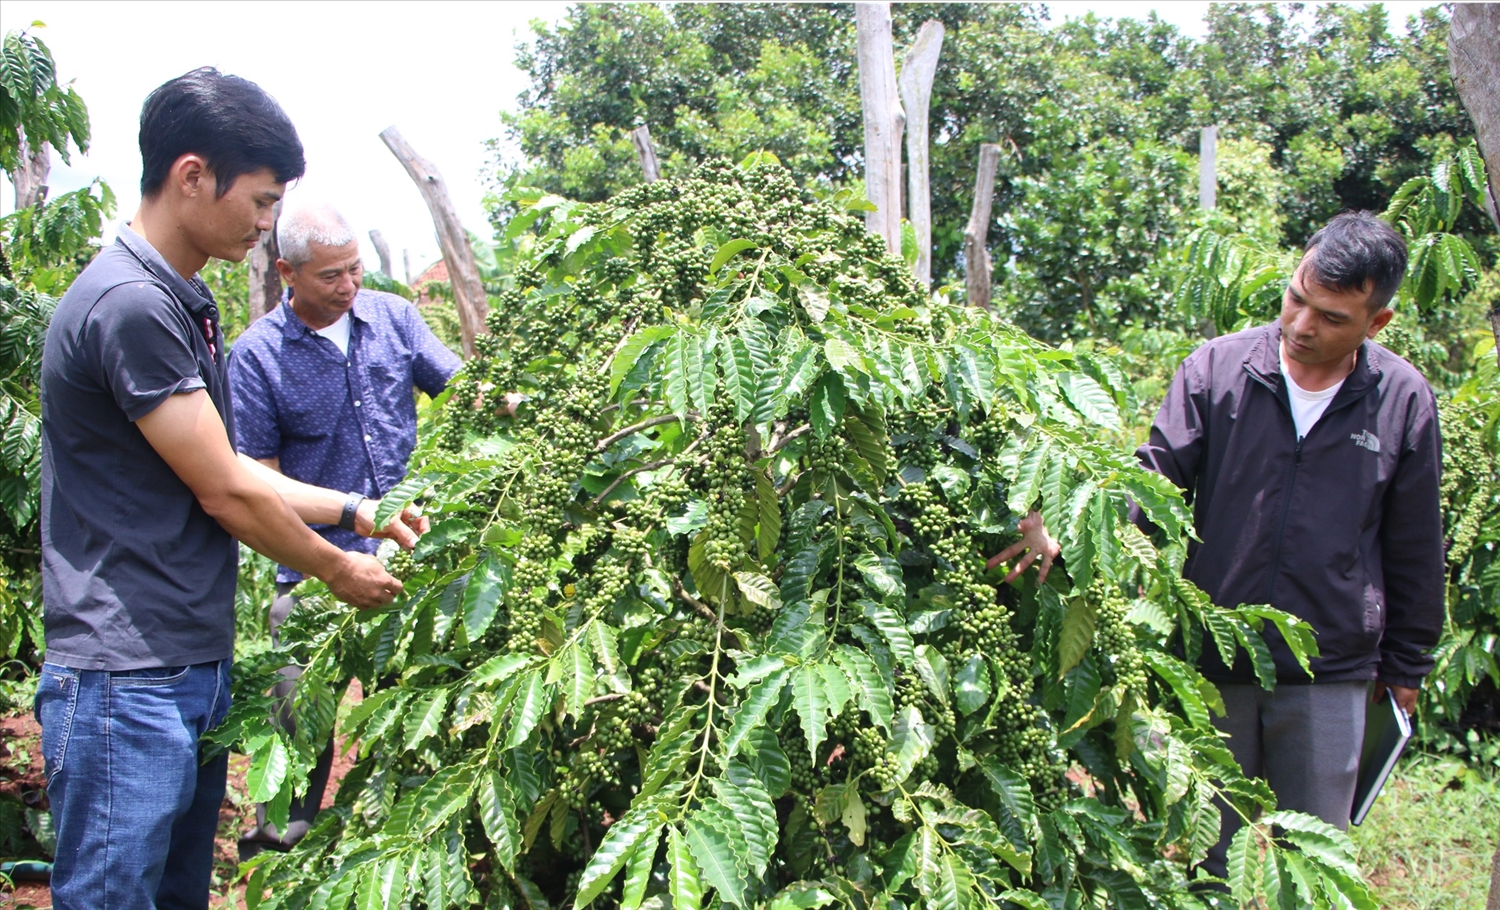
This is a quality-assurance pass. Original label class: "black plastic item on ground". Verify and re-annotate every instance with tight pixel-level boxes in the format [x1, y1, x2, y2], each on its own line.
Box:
[0, 859, 52, 882]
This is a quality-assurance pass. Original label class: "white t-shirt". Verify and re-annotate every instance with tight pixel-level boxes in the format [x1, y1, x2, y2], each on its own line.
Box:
[313, 312, 351, 356]
[1280, 342, 1344, 440]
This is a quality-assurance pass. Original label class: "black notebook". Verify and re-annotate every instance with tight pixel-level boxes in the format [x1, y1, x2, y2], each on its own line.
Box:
[1351, 691, 1412, 826]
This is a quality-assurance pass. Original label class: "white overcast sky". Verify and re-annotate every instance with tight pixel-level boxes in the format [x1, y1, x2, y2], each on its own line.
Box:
[0, 1, 1440, 276]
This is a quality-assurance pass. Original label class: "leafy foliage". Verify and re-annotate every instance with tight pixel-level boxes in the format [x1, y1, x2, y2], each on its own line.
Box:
[231, 160, 1357, 908]
[0, 178, 115, 295]
[0, 25, 110, 687]
[0, 280, 49, 667]
[1422, 340, 1500, 765]
[0, 26, 89, 174]
[1384, 144, 1490, 313]
[498, 4, 1486, 341]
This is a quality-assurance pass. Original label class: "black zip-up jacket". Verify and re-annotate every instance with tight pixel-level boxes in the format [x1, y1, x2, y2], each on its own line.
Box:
[1135, 321, 1444, 688]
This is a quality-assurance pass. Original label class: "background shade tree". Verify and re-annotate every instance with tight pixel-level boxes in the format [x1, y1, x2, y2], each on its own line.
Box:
[495, 2, 1484, 341]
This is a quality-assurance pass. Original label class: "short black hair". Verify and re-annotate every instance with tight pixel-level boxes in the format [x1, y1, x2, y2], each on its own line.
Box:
[1302, 211, 1408, 310]
[139, 67, 305, 199]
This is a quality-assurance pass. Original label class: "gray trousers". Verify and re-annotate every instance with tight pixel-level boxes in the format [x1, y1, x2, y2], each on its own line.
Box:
[238, 583, 335, 856]
[1201, 681, 1369, 880]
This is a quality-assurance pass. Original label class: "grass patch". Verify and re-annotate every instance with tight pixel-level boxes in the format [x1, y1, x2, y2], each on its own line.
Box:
[1351, 751, 1500, 909]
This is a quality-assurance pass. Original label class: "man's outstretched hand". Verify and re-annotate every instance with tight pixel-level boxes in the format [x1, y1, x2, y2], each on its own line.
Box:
[354, 500, 430, 550]
[473, 383, 525, 418]
[986, 510, 1060, 584]
[325, 551, 403, 610]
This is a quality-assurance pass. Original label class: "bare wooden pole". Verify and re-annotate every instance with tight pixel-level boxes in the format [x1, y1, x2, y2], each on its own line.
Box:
[248, 200, 282, 321]
[1449, 3, 1500, 372]
[631, 125, 662, 183]
[1199, 126, 1218, 210]
[964, 144, 1001, 308]
[369, 229, 393, 277]
[380, 126, 488, 357]
[856, 2, 905, 254]
[898, 19, 945, 287]
[13, 135, 49, 211]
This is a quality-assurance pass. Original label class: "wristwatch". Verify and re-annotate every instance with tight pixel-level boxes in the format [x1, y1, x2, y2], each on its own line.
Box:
[338, 492, 366, 532]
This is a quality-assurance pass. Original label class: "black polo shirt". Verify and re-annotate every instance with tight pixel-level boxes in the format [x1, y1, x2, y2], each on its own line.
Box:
[40, 224, 237, 670]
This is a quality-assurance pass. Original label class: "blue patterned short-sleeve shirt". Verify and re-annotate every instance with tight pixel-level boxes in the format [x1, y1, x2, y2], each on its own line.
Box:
[228, 289, 461, 582]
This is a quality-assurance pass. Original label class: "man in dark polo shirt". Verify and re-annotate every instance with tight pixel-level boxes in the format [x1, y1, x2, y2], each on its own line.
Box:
[37, 69, 411, 909]
[229, 202, 461, 855]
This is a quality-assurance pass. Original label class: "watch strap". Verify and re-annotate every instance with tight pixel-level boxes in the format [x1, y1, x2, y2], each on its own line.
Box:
[338, 492, 366, 532]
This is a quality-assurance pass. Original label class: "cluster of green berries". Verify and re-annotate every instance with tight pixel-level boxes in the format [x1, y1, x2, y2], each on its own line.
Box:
[966, 408, 1008, 458]
[590, 691, 650, 754]
[1096, 588, 1147, 695]
[1439, 397, 1495, 560]
[384, 548, 416, 583]
[506, 533, 556, 652]
[805, 434, 843, 472]
[698, 418, 750, 571]
[899, 482, 948, 538]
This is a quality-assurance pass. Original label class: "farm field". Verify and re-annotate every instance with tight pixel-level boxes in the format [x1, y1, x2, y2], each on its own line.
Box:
[3, 3, 1499, 909]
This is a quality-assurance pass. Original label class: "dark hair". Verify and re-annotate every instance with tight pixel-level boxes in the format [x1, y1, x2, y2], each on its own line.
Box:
[139, 67, 305, 199]
[1302, 211, 1408, 310]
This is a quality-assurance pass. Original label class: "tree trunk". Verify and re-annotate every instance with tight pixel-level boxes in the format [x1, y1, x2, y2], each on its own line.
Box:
[380, 126, 488, 358]
[964, 143, 1001, 308]
[856, 2, 905, 255]
[248, 201, 282, 322]
[1448, 3, 1500, 370]
[631, 125, 661, 183]
[1489, 828, 1500, 910]
[898, 19, 945, 287]
[404, 248, 413, 287]
[13, 134, 50, 211]
[369, 229, 393, 277]
[1451, 19, 1500, 900]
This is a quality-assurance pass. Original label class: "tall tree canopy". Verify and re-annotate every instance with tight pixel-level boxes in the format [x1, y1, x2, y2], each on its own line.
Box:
[494, 2, 1482, 341]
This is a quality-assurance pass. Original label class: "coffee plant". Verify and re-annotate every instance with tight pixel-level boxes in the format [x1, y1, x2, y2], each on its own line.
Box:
[1422, 340, 1500, 764]
[223, 159, 1370, 909]
[0, 24, 111, 713]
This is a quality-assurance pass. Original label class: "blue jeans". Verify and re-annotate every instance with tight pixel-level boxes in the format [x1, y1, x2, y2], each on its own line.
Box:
[35, 659, 232, 910]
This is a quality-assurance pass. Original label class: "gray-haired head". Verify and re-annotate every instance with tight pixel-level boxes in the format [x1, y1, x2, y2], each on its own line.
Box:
[277, 203, 356, 267]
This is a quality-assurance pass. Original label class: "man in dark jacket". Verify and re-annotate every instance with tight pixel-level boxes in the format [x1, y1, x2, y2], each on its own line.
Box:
[994, 211, 1445, 881]
[1141, 212, 1444, 879]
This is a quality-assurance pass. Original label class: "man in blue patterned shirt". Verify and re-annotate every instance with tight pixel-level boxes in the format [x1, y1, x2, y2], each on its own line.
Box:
[228, 203, 461, 854]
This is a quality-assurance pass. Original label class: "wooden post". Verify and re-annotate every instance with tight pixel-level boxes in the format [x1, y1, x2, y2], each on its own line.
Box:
[403, 248, 413, 287]
[631, 125, 661, 183]
[1449, 3, 1500, 372]
[13, 135, 49, 211]
[964, 144, 1001, 309]
[380, 126, 488, 358]
[369, 229, 393, 277]
[1199, 126, 1218, 210]
[856, 2, 905, 254]
[248, 201, 282, 321]
[898, 20, 945, 287]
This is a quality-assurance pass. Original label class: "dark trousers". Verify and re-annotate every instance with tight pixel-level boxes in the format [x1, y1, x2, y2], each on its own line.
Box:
[239, 583, 335, 856]
[1201, 680, 1369, 880]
